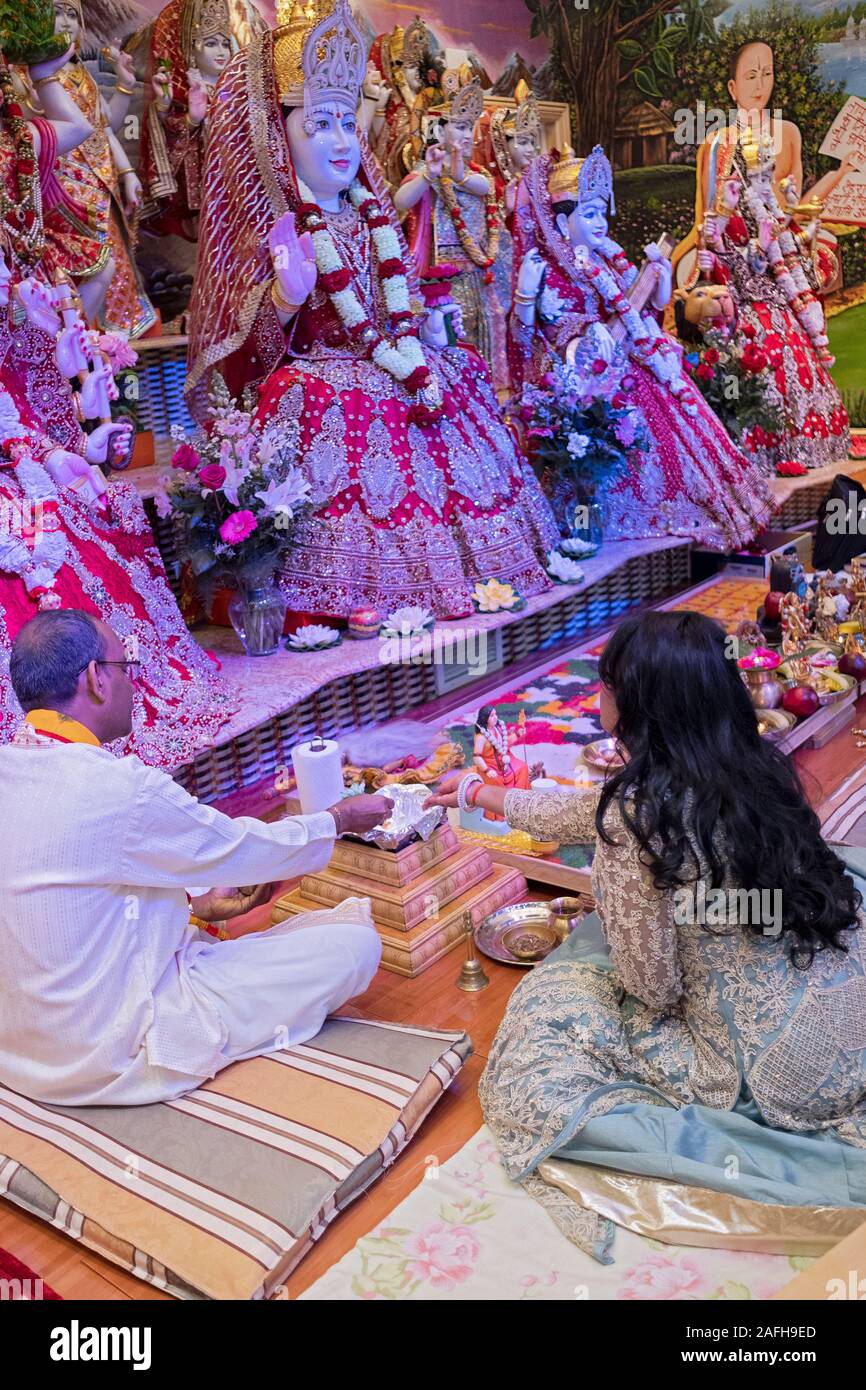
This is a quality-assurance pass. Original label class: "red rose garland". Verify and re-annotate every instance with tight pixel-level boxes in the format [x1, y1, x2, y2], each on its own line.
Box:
[0, 67, 44, 264]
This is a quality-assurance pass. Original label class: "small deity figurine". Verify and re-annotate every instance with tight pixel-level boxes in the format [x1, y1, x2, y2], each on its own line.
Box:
[185, 0, 558, 620]
[509, 147, 773, 551]
[365, 18, 442, 192]
[675, 129, 849, 474]
[780, 592, 811, 655]
[20, 1, 156, 335]
[394, 74, 512, 394]
[483, 82, 542, 225]
[140, 0, 266, 239]
[471, 704, 536, 822]
[814, 573, 841, 644]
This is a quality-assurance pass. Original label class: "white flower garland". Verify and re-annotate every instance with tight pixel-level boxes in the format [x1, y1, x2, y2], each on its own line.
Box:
[743, 176, 832, 363]
[297, 178, 432, 389]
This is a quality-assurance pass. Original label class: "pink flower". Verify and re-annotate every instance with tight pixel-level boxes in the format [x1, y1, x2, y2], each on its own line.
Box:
[617, 1254, 704, 1300]
[172, 443, 201, 472]
[199, 463, 227, 490]
[219, 510, 258, 545]
[97, 332, 138, 371]
[402, 1223, 480, 1291]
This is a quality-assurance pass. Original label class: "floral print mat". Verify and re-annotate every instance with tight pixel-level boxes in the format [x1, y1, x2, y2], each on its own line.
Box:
[300, 1126, 809, 1301]
[446, 576, 768, 872]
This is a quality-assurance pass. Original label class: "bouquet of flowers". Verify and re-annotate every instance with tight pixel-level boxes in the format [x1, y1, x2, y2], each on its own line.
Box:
[684, 326, 785, 462]
[519, 358, 647, 534]
[157, 377, 311, 597]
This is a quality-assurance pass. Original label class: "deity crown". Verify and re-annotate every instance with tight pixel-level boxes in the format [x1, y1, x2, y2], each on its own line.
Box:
[578, 144, 614, 211]
[275, 0, 365, 108]
[431, 73, 484, 125]
[504, 84, 541, 145]
[303, 0, 366, 110]
[181, 0, 233, 56]
[547, 147, 584, 200]
[403, 16, 428, 67]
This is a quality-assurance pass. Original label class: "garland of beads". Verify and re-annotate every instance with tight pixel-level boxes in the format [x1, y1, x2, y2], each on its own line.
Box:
[438, 163, 501, 282]
[0, 67, 44, 264]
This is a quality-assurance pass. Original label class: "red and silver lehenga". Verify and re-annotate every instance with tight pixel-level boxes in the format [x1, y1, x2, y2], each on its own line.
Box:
[186, 31, 558, 619]
[0, 265, 234, 767]
[510, 158, 774, 551]
[697, 138, 849, 473]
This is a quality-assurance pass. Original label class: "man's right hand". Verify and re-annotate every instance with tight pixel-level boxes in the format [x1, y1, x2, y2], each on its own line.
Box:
[329, 795, 391, 837]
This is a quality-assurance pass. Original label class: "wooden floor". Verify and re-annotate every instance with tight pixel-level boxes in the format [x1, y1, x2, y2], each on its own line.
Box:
[3, 691, 866, 1302]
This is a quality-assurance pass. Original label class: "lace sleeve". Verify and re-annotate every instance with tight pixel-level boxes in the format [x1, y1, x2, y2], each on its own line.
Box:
[503, 787, 600, 844]
[594, 806, 683, 1010]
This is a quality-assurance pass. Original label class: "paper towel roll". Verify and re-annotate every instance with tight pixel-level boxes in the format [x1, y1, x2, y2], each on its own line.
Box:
[291, 738, 344, 814]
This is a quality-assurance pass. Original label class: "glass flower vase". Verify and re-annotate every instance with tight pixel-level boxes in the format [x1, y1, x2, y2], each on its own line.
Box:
[571, 498, 605, 554]
[228, 569, 286, 657]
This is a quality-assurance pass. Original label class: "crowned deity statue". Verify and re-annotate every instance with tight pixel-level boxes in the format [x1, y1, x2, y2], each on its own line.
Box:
[18, 1, 156, 336]
[394, 72, 512, 395]
[364, 17, 442, 193]
[674, 128, 849, 474]
[481, 82, 542, 226]
[140, 0, 267, 239]
[185, 0, 558, 621]
[510, 147, 773, 550]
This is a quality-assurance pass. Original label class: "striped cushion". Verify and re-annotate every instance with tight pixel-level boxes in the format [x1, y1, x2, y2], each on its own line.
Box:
[0, 1017, 471, 1300]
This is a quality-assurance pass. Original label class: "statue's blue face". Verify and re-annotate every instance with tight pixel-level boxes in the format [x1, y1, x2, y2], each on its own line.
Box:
[286, 102, 362, 206]
[566, 197, 608, 250]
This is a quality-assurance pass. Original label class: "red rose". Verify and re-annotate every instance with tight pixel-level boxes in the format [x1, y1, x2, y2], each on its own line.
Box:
[591, 359, 607, 376]
[703, 347, 719, 366]
[319, 267, 351, 293]
[695, 363, 714, 381]
[776, 460, 808, 477]
[740, 344, 768, 373]
[199, 463, 227, 490]
[404, 365, 431, 393]
[611, 392, 628, 408]
[377, 258, 403, 278]
[621, 374, 637, 391]
[171, 443, 201, 472]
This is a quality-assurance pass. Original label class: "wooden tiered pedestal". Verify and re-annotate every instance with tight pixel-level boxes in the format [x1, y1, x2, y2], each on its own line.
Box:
[271, 825, 526, 977]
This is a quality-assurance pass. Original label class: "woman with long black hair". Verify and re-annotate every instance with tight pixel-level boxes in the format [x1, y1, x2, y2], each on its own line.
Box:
[427, 610, 866, 1260]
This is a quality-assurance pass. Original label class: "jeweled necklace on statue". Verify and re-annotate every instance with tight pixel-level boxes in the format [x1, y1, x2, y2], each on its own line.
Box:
[0, 68, 45, 264]
[438, 166, 502, 279]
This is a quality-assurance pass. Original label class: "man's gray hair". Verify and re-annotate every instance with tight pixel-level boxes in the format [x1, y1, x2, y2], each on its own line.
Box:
[9, 609, 107, 711]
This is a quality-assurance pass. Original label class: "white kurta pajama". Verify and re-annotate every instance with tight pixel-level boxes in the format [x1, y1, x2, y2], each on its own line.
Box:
[0, 740, 381, 1105]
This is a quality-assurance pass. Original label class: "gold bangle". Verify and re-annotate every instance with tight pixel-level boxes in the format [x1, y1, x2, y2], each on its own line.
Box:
[115, 82, 135, 96]
[32, 74, 60, 89]
[115, 166, 134, 177]
[514, 292, 537, 306]
[271, 279, 299, 316]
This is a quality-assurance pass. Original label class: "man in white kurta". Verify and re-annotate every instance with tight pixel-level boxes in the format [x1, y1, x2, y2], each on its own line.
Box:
[0, 611, 385, 1106]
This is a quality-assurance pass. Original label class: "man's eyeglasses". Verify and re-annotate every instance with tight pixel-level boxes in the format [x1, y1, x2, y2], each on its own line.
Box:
[76, 658, 141, 680]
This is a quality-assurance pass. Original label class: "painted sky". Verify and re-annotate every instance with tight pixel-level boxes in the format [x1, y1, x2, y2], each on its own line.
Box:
[130, 0, 548, 76]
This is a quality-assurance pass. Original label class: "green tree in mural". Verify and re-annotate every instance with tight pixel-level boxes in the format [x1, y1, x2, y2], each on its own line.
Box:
[527, 0, 719, 152]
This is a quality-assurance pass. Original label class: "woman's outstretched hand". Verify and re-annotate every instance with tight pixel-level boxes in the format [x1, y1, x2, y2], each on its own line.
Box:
[269, 212, 318, 312]
[423, 769, 472, 810]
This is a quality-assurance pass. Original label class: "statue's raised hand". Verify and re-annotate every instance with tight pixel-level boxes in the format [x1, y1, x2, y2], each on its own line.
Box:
[107, 41, 136, 91]
[269, 212, 317, 312]
[187, 69, 209, 127]
[516, 248, 545, 301]
[151, 68, 172, 114]
[424, 143, 447, 181]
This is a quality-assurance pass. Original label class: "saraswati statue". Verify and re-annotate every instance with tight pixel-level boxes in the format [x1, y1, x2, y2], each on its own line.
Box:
[510, 147, 773, 551]
[185, 0, 557, 621]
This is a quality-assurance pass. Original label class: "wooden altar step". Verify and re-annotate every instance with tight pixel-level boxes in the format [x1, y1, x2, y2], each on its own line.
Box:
[271, 824, 527, 977]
